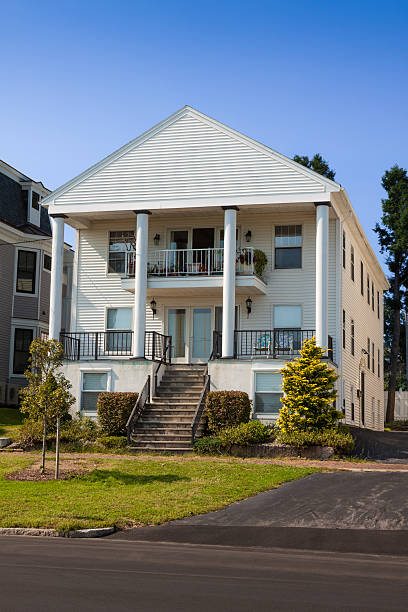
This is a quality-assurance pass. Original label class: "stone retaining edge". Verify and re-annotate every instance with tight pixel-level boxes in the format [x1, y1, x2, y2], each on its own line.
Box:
[0, 527, 115, 538]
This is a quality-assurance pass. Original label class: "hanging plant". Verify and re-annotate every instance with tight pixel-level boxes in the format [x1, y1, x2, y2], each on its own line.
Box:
[253, 249, 268, 277]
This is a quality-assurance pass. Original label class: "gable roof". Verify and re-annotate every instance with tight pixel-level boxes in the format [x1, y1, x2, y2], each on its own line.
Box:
[43, 106, 341, 208]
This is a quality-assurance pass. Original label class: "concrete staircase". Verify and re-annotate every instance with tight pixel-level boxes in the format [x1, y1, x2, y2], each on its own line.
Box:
[129, 365, 207, 453]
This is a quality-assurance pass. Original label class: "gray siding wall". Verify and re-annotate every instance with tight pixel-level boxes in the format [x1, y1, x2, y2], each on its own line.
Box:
[13, 295, 39, 320]
[39, 266, 51, 323]
[0, 240, 14, 383]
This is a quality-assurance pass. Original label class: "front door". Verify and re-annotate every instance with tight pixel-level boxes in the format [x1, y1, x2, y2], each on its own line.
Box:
[168, 308, 187, 363]
[191, 308, 212, 362]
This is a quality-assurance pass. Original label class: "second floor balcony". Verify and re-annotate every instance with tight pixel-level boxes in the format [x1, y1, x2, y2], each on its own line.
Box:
[121, 247, 268, 296]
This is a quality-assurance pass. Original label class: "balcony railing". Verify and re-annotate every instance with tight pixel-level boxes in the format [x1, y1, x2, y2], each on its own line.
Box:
[211, 330, 334, 361]
[123, 247, 255, 278]
[60, 331, 171, 363]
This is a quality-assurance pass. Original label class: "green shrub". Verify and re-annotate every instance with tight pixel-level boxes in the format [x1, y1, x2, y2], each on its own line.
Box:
[17, 419, 44, 448]
[193, 436, 225, 455]
[276, 427, 354, 455]
[60, 417, 99, 444]
[206, 391, 251, 434]
[96, 435, 128, 450]
[97, 392, 138, 436]
[219, 420, 275, 447]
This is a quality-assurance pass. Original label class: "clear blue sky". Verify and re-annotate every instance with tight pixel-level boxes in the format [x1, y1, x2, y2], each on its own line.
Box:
[1, 1, 407, 267]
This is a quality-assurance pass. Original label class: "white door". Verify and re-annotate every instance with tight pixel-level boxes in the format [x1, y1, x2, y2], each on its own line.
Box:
[190, 308, 212, 362]
[168, 308, 187, 363]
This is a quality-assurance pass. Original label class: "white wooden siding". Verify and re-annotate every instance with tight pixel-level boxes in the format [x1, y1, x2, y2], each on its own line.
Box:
[75, 211, 337, 345]
[57, 114, 327, 206]
[341, 227, 385, 430]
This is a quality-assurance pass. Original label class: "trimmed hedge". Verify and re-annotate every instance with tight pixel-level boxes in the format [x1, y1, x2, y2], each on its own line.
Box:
[193, 436, 225, 455]
[219, 420, 275, 447]
[206, 391, 251, 434]
[276, 427, 355, 455]
[97, 392, 139, 436]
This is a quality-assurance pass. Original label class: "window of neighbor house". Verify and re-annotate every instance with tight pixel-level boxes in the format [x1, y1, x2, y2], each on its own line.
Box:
[274, 225, 302, 269]
[31, 191, 40, 211]
[367, 338, 371, 369]
[350, 245, 354, 281]
[377, 291, 380, 319]
[371, 281, 374, 311]
[342, 310, 346, 349]
[16, 250, 37, 294]
[351, 319, 355, 356]
[360, 261, 364, 296]
[372, 342, 375, 374]
[81, 372, 108, 416]
[367, 274, 370, 305]
[351, 386, 355, 421]
[43, 253, 52, 272]
[13, 328, 33, 374]
[254, 372, 283, 416]
[108, 231, 135, 274]
[378, 348, 380, 377]
[342, 231, 346, 269]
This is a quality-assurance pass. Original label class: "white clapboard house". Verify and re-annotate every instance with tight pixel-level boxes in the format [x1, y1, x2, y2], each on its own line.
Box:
[42, 107, 388, 451]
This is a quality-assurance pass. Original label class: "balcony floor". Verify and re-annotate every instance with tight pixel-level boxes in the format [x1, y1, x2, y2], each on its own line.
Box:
[121, 275, 268, 296]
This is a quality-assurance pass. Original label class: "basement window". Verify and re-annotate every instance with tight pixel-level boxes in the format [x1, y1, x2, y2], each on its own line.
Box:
[81, 371, 109, 417]
[254, 372, 283, 416]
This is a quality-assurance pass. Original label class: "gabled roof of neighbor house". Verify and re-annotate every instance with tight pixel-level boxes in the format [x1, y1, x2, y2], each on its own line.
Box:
[42, 106, 342, 208]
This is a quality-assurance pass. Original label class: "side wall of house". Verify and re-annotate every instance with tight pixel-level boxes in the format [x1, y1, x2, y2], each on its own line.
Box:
[341, 228, 385, 430]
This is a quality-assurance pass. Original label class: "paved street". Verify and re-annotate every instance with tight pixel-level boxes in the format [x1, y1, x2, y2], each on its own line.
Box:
[0, 536, 407, 612]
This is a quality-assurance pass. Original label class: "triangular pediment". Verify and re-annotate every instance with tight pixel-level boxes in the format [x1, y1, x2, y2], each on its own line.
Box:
[45, 107, 340, 207]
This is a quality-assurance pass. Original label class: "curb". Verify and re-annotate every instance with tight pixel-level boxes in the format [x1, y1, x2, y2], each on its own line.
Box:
[0, 527, 115, 538]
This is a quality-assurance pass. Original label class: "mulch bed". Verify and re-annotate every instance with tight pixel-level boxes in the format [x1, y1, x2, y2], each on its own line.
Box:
[5, 459, 98, 482]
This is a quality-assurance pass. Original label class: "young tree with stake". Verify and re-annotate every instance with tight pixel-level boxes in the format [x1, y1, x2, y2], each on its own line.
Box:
[20, 338, 75, 474]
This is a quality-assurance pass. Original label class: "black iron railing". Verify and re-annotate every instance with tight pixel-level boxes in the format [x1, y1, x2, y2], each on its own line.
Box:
[61, 330, 172, 363]
[144, 331, 172, 364]
[211, 330, 335, 360]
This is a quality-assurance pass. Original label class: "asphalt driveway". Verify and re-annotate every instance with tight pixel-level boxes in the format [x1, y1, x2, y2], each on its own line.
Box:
[111, 472, 408, 554]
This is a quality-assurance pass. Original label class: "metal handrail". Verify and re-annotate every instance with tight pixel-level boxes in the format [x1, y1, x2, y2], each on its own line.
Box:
[191, 371, 210, 444]
[126, 375, 150, 444]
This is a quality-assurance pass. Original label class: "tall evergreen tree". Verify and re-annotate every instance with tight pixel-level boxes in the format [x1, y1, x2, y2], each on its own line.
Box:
[293, 153, 336, 181]
[374, 165, 408, 422]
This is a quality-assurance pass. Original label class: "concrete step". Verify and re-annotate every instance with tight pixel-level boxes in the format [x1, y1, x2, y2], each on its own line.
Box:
[148, 401, 197, 408]
[154, 393, 201, 400]
[131, 442, 192, 450]
[131, 432, 192, 441]
[133, 426, 192, 434]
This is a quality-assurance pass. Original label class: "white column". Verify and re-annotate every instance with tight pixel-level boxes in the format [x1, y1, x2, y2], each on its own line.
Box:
[133, 211, 150, 358]
[222, 207, 237, 358]
[49, 215, 65, 340]
[315, 203, 329, 352]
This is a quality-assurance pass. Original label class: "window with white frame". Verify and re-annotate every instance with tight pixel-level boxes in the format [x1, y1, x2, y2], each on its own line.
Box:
[274, 305, 302, 351]
[108, 231, 135, 274]
[81, 372, 109, 415]
[274, 225, 302, 269]
[254, 372, 283, 415]
[16, 250, 37, 294]
[106, 308, 133, 353]
[351, 385, 355, 421]
[350, 245, 354, 281]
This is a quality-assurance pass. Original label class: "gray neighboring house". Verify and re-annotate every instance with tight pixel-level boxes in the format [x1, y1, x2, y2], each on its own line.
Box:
[0, 160, 73, 405]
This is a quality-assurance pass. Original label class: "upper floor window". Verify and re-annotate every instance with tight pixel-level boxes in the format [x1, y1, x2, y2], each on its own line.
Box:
[371, 281, 374, 311]
[372, 342, 375, 374]
[16, 250, 36, 294]
[274, 225, 302, 269]
[350, 245, 354, 281]
[108, 231, 135, 274]
[378, 348, 380, 377]
[360, 262, 364, 296]
[377, 290, 380, 319]
[342, 231, 346, 269]
[367, 338, 371, 369]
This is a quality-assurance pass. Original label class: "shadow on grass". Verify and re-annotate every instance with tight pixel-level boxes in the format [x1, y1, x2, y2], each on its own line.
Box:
[79, 469, 190, 485]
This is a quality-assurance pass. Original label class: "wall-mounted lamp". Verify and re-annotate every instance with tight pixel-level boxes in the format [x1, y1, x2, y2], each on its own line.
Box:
[361, 349, 368, 355]
[154, 233, 160, 246]
[245, 230, 252, 243]
[150, 298, 157, 319]
[245, 297, 252, 317]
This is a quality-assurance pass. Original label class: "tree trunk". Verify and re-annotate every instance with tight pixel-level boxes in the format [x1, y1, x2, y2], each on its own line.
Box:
[387, 272, 401, 423]
[41, 416, 47, 474]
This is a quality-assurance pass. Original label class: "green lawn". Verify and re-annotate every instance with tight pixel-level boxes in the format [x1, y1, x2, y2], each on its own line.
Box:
[0, 453, 318, 531]
[0, 407, 23, 439]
